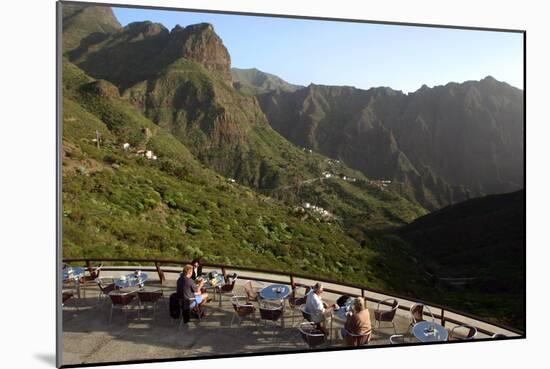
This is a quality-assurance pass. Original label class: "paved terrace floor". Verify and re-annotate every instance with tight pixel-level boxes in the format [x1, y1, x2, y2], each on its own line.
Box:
[61, 268, 516, 366]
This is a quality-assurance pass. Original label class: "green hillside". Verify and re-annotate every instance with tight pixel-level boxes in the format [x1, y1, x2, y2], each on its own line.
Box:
[62, 60, 429, 290]
[60, 3, 524, 329]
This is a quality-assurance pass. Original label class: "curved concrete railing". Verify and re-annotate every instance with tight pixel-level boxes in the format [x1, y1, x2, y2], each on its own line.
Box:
[62, 257, 523, 338]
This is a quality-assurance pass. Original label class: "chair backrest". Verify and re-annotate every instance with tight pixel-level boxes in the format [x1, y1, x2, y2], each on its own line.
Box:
[451, 325, 478, 340]
[92, 263, 103, 279]
[109, 292, 136, 306]
[62, 290, 74, 304]
[410, 303, 424, 324]
[231, 296, 255, 317]
[259, 303, 283, 322]
[289, 286, 309, 308]
[376, 298, 399, 321]
[389, 334, 405, 345]
[298, 322, 325, 348]
[344, 329, 371, 347]
[300, 304, 313, 322]
[222, 274, 238, 293]
[243, 280, 257, 301]
[97, 278, 115, 294]
[138, 290, 163, 303]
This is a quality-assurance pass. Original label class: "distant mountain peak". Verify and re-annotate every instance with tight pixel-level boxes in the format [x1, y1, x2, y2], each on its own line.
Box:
[62, 3, 121, 52]
[231, 68, 303, 95]
[166, 22, 232, 83]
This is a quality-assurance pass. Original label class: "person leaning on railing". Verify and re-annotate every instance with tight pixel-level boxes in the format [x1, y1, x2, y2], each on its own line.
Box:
[305, 282, 336, 335]
[341, 297, 372, 344]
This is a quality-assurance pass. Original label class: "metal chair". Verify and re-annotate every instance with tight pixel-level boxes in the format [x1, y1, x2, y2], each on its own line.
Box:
[259, 299, 285, 333]
[219, 273, 238, 307]
[450, 324, 477, 340]
[79, 263, 103, 299]
[177, 296, 203, 328]
[409, 303, 435, 329]
[389, 334, 406, 344]
[96, 277, 115, 305]
[230, 295, 257, 327]
[298, 322, 326, 349]
[299, 304, 314, 322]
[108, 291, 137, 324]
[62, 289, 78, 311]
[373, 298, 399, 334]
[288, 286, 309, 326]
[137, 288, 163, 321]
[343, 328, 372, 346]
[62, 290, 74, 305]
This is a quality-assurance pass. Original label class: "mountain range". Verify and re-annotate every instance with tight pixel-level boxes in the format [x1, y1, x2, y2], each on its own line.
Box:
[61, 3, 524, 329]
[255, 77, 523, 210]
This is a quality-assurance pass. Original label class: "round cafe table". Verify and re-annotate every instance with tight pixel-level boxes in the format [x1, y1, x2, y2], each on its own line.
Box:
[62, 266, 87, 299]
[202, 273, 226, 307]
[259, 284, 291, 300]
[62, 266, 86, 282]
[412, 321, 449, 342]
[114, 272, 148, 289]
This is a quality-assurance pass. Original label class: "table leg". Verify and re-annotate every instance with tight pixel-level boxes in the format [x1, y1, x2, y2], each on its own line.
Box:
[330, 316, 333, 342]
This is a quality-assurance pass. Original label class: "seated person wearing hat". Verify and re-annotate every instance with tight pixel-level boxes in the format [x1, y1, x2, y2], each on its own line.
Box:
[305, 282, 336, 335]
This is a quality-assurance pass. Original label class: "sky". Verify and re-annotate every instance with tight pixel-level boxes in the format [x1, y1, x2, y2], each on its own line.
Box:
[113, 7, 524, 93]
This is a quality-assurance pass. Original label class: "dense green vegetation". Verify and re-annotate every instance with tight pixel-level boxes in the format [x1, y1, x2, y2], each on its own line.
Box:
[61, 3, 524, 330]
[62, 61, 421, 290]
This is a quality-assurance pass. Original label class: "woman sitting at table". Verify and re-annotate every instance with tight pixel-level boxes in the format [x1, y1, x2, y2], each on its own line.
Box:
[305, 282, 336, 335]
[341, 297, 372, 346]
[190, 258, 203, 280]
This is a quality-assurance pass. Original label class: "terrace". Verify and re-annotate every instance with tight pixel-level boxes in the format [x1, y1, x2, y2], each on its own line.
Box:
[60, 259, 522, 366]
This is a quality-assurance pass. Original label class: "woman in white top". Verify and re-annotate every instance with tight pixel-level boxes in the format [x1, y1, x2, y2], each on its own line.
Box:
[305, 283, 336, 335]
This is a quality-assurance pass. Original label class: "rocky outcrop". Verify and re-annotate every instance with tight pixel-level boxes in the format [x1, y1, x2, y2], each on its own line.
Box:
[164, 24, 232, 83]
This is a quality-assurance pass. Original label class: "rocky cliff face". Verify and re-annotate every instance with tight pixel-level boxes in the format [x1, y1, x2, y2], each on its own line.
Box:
[165, 24, 232, 84]
[65, 20, 232, 89]
[257, 79, 523, 209]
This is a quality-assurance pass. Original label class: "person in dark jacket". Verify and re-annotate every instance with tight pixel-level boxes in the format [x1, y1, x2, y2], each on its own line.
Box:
[190, 258, 203, 280]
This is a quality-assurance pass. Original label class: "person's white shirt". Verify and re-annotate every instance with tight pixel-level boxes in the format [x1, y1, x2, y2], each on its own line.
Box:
[305, 291, 326, 323]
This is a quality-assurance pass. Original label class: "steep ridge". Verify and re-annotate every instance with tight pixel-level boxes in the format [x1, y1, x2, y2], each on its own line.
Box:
[62, 60, 403, 286]
[63, 8, 426, 237]
[257, 79, 524, 210]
